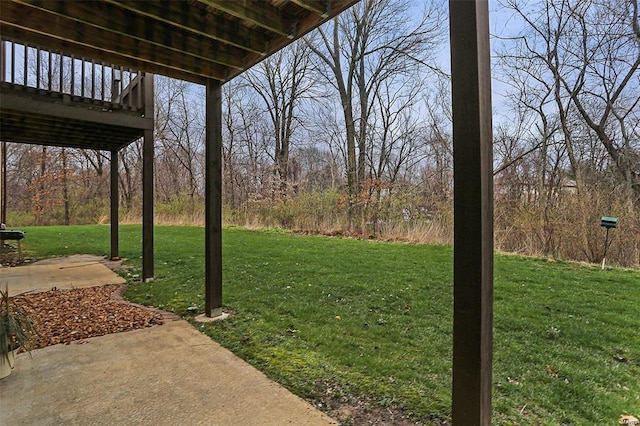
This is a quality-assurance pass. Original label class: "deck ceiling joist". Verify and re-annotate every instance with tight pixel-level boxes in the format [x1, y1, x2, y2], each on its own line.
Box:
[0, 0, 359, 85]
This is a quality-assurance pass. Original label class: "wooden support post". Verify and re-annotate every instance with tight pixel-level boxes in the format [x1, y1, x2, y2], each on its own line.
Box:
[205, 79, 223, 317]
[1, 142, 6, 227]
[449, 1, 494, 425]
[0, 141, 3, 236]
[142, 73, 154, 281]
[0, 42, 5, 232]
[0, 40, 6, 83]
[110, 150, 119, 260]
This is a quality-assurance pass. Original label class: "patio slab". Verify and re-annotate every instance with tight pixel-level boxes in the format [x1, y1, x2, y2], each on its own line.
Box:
[0, 255, 126, 296]
[0, 319, 336, 426]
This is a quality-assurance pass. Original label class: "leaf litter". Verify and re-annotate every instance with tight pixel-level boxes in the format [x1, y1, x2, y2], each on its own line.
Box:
[12, 285, 165, 349]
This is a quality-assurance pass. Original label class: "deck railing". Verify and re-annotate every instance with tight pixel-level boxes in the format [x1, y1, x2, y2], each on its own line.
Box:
[0, 39, 147, 112]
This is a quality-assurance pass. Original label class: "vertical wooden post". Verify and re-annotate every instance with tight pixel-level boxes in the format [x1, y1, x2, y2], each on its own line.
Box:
[142, 73, 154, 281]
[110, 150, 119, 260]
[0, 41, 5, 230]
[205, 79, 223, 317]
[0, 40, 6, 83]
[1, 142, 6, 227]
[449, 1, 494, 425]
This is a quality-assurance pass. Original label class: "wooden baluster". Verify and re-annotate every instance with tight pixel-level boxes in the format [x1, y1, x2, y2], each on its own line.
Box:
[0, 41, 5, 83]
[91, 60, 95, 99]
[23, 44, 28, 86]
[101, 63, 105, 101]
[70, 56, 75, 96]
[11, 42, 16, 84]
[127, 69, 132, 109]
[48, 50, 52, 90]
[59, 53, 64, 93]
[81, 58, 85, 97]
[36, 47, 41, 89]
[137, 73, 142, 110]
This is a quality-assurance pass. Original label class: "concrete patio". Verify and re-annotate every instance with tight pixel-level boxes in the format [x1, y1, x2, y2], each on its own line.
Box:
[0, 254, 126, 296]
[0, 257, 336, 425]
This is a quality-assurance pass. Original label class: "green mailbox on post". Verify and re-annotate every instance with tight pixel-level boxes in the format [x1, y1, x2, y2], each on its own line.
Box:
[600, 216, 618, 229]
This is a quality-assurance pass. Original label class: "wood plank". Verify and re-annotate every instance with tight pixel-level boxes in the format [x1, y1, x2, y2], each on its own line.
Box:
[449, 1, 494, 425]
[16, 0, 246, 71]
[289, 0, 329, 17]
[0, 103, 144, 150]
[202, 0, 294, 37]
[110, 0, 267, 55]
[3, 0, 359, 83]
[0, 26, 212, 84]
[0, 6, 230, 81]
[237, 0, 358, 81]
[0, 92, 153, 129]
[205, 79, 223, 317]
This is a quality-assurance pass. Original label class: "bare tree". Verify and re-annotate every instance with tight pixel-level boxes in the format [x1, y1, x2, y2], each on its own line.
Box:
[154, 77, 204, 205]
[305, 0, 446, 226]
[242, 40, 315, 198]
[500, 0, 640, 200]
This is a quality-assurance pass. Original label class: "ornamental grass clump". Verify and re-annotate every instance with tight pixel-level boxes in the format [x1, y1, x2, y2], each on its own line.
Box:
[0, 286, 38, 365]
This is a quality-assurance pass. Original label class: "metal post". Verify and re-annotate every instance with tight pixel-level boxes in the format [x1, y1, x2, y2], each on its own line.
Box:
[110, 150, 119, 260]
[449, 1, 494, 425]
[601, 227, 610, 270]
[205, 79, 223, 317]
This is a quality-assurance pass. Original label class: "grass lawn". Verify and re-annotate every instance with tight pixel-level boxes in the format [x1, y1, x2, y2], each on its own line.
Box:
[19, 224, 640, 425]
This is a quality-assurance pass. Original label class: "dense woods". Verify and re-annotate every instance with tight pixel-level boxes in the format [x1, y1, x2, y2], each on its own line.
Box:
[2, 0, 638, 266]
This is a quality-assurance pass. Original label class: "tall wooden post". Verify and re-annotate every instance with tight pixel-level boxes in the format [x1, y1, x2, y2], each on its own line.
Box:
[205, 79, 223, 317]
[449, 1, 494, 424]
[1, 142, 6, 227]
[142, 73, 154, 281]
[0, 142, 3, 230]
[110, 150, 119, 260]
[0, 41, 5, 229]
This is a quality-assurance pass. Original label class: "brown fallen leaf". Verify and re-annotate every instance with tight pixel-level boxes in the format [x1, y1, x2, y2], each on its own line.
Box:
[11, 285, 164, 349]
[619, 415, 640, 425]
[546, 365, 558, 377]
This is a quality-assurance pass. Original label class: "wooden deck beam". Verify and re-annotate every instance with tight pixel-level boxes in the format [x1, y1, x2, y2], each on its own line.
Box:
[201, 0, 294, 38]
[0, 92, 153, 130]
[289, 0, 329, 17]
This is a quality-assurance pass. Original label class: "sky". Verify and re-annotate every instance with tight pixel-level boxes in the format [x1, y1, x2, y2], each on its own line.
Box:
[417, 0, 523, 123]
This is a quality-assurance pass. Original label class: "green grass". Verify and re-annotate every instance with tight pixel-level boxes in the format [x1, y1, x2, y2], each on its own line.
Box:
[20, 225, 640, 424]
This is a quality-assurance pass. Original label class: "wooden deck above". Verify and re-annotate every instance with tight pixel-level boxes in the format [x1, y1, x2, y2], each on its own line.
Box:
[0, 0, 359, 85]
[1, 83, 152, 151]
[0, 41, 153, 151]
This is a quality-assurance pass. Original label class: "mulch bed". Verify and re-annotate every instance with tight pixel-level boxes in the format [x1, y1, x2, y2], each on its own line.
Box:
[12, 285, 165, 349]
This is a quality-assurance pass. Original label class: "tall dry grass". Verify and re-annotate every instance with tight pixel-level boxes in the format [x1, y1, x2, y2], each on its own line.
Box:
[12, 186, 637, 267]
